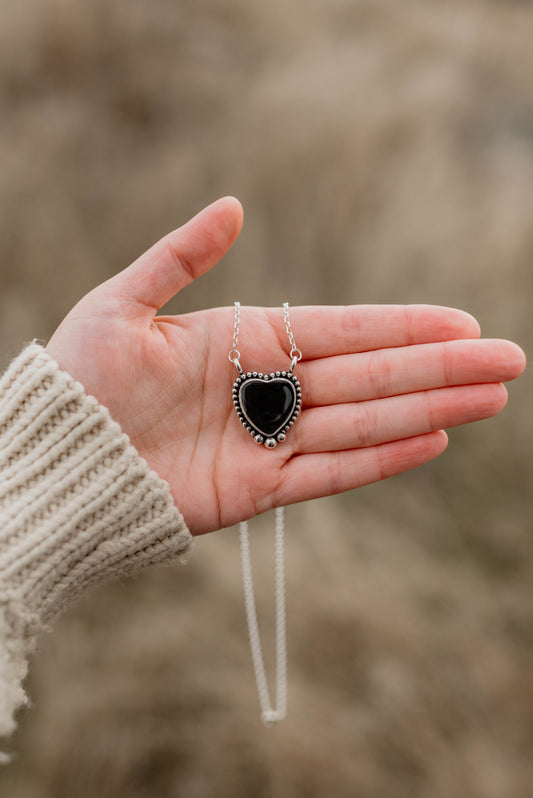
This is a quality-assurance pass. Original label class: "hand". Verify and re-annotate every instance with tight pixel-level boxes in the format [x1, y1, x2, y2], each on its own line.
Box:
[46, 197, 526, 534]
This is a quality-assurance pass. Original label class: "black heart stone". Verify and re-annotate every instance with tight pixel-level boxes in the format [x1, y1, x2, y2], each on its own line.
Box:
[239, 378, 297, 437]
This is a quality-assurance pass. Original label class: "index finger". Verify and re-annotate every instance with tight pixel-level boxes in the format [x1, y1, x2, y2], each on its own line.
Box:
[274, 304, 481, 360]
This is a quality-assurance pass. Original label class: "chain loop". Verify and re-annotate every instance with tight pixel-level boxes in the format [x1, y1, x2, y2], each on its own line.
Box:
[228, 348, 241, 363]
[239, 507, 287, 725]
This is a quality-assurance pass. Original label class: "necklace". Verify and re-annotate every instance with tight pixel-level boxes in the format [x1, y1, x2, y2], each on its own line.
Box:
[228, 302, 302, 724]
[228, 302, 302, 448]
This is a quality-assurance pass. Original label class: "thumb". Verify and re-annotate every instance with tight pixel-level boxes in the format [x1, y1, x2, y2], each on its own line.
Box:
[101, 196, 243, 317]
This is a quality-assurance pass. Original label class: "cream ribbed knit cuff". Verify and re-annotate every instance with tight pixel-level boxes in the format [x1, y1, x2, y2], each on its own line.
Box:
[0, 343, 192, 743]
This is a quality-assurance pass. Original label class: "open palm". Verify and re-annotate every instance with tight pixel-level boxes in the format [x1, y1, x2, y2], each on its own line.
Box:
[46, 198, 526, 535]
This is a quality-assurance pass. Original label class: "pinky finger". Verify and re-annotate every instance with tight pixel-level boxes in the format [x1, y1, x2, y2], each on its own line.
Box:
[276, 430, 449, 506]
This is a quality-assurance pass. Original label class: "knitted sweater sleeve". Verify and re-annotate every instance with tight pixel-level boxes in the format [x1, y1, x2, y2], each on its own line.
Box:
[0, 343, 193, 750]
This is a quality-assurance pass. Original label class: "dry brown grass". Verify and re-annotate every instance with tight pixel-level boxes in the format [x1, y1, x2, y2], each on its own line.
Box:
[0, 0, 532, 795]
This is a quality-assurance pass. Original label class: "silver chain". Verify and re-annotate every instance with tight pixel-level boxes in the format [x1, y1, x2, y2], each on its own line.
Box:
[282, 301, 303, 362]
[239, 507, 287, 725]
[228, 301, 241, 365]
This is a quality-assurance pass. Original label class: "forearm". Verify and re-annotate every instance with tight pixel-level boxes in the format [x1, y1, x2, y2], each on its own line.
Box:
[0, 344, 192, 742]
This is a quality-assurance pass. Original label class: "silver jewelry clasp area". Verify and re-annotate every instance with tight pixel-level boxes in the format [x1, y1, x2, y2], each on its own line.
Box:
[228, 349, 243, 374]
[288, 348, 302, 374]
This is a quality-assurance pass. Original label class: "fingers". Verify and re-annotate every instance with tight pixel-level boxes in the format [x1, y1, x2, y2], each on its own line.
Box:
[299, 338, 526, 407]
[291, 383, 508, 455]
[271, 304, 481, 360]
[104, 196, 243, 317]
[276, 431, 449, 506]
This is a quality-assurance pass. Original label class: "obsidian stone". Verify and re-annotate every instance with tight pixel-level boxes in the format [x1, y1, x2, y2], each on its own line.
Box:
[239, 378, 296, 436]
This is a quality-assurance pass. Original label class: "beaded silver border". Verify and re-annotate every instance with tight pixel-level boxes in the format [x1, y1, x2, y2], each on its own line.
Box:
[232, 371, 302, 448]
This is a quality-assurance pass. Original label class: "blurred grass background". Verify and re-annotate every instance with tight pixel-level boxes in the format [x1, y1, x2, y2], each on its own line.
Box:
[0, 0, 532, 795]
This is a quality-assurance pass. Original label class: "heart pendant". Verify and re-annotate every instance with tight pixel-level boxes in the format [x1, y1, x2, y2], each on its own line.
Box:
[232, 370, 301, 448]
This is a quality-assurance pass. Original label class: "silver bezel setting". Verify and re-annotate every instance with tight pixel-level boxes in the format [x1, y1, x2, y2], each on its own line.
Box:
[232, 371, 302, 447]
